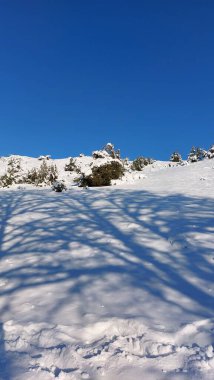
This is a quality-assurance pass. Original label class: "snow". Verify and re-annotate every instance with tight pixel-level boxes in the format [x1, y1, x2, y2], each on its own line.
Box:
[0, 156, 214, 379]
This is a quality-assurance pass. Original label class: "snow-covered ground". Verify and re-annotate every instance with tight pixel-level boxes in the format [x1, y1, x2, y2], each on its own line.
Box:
[0, 157, 214, 379]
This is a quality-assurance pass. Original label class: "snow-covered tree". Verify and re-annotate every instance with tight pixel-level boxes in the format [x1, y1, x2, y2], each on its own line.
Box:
[104, 143, 120, 159]
[52, 180, 66, 192]
[170, 152, 182, 163]
[196, 147, 207, 160]
[188, 147, 198, 163]
[64, 158, 77, 171]
[38, 155, 51, 160]
[187, 147, 207, 163]
[92, 150, 109, 159]
[26, 161, 58, 185]
[93, 143, 121, 160]
[207, 144, 214, 159]
[79, 161, 124, 187]
[131, 156, 154, 171]
[0, 157, 23, 187]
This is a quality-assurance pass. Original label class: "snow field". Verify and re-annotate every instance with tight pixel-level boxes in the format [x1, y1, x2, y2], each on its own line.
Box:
[0, 157, 214, 379]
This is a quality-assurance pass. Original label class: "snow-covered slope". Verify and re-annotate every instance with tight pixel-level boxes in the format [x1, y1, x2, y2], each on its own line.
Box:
[0, 154, 178, 188]
[0, 157, 214, 380]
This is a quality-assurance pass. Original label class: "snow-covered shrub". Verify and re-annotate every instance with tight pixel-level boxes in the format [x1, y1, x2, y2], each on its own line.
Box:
[207, 144, 214, 159]
[38, 155, 51, 160]
[196, 147, 207, 160]
[93, 143, 121, 160]
[0, 173, 13, 187]
[64, 158, 77, 171]
[79, 161, 124, 187]
[188, 147, 207, 163]
[8, 157, 21, 173]
[187, 147, 197, 163]
[52, 180, 66, 192]
[92, 150, 109, 159]
[131, 156, 154, 171]
[26, 161, 58, 185]
[0, 157, 23, 187]
[104, 143, 120, 159]
[170, 152, 182, 163]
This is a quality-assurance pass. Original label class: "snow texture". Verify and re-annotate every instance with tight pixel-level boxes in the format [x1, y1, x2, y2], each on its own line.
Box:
[0, 157, 214, 379]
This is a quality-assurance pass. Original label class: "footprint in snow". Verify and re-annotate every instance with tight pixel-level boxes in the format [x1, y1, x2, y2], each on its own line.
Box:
[81, 372, 90, 379]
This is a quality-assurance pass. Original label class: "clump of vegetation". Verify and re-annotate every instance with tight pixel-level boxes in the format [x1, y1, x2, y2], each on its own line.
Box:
[79, 161, 124, 187]
[26, 161, 58, 185]
[207, 144, 214, 159]
[92, 150, 109, 159]
[64, 158, 77, 171]
[7, 157, 21, 173]
[0, 158, 58, 188]
[187, 147, 207, 163]
[92, 143, 121, 160]
[131, 156, 154, 171]
[0, 173, 14, 187]
[0, 157, 22, 187]
[52, 180, 66, 192]
[104, 143, 121, 159]
[170, 152, 182, 163]
[38, 155, 51, 160]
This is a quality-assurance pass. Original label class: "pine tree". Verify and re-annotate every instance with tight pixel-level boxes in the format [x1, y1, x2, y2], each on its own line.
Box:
[170, 152, 182, 163]
[207, 144, 214, 159]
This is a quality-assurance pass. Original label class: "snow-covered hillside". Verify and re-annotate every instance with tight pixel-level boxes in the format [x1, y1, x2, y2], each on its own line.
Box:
[0, 156, 214, 380]
[0, 152, 177, 189]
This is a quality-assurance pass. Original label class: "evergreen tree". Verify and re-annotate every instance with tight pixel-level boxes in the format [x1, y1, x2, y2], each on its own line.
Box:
[188, 147, 207, 162]
[207, 144, 214, 159]
[170, 152, 182, 163]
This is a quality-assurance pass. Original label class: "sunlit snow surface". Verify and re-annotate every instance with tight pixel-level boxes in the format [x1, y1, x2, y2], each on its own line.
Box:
[0, 158, 214, 379]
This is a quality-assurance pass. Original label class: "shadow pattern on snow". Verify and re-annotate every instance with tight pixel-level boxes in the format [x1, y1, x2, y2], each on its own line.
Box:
[0, 188, 213, 330]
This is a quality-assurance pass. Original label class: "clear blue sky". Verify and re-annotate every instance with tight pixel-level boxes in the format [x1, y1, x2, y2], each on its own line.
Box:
[0, 0, 214, 160]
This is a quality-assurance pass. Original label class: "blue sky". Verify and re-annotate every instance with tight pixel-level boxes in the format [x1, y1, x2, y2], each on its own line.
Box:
[0, 0, 214, 160]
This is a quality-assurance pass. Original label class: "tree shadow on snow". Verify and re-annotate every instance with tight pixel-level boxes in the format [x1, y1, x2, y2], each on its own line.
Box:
[0, 188, 213, 342]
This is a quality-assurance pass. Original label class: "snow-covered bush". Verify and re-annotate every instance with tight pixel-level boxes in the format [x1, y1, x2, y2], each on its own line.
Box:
[93, 143, 121, 160]
[52, 180, 66, 192]
[8, 157, 21, 173]
[188, 147, 197, 163]
[92, 150, 109, 159]
[196, 147, 207, 161]
[79, 161, 124, 187]
[170, 152, 182, 163]
[104, 143, 120, 159]
[131, 156, 154, 171]
[0, 173, 13, 187]
[38, 155, 51, 160]
[207, 144, 214, 159]
[26, 161, 58, 186]
[187, 147, 207, 163]
[64, 158, 77, 171]
[0, 157, 23, 187]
